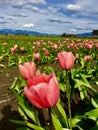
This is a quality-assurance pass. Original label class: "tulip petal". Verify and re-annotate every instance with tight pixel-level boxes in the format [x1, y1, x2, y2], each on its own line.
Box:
[57, 52, 66, 69]
[24, 86, 43, 108]
[18, 64, 29, 79]
[27, 77, 33, 87]
[57, 51, 75, 70]
[32, 83, 51, 108]
[47, 75, 60, 106]
[32, 74, 50, 85]
[30, 62, 36, 78]
[65, 52, 75, 70]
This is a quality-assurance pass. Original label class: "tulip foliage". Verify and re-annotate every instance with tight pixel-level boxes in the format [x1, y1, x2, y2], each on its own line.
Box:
[0, 35, 98, 130]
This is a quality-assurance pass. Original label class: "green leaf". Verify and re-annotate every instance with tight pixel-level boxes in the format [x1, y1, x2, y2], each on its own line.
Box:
[52, 113, 62, 130]
[56, 102, 69, 128]
[9, 62, 17, 67]
[96, 82, 98, 86]
[72, 117, 82, 126]
[91, 98, 98, 108]
[18, 105, 27, 120]
[0, 63, 6, 69]
[74, 79, 87, 100]
[10, 120, 45, 130]
[10, 77, 18, 90]
[13, 91, 38, 125]
[85, 109, 98, 121]
[79, 85, 87, 100]
[80, 58, 85, 67]
[80, 74, 96, 92]
[59, 83, 66, 92]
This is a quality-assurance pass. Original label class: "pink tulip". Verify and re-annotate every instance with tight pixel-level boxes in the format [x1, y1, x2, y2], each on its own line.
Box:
[52, 44, 58, 49]
[87, 44, 93, 49]
[20, 47, 25, 51]
[24, 72, 60, 108]
[18, 62, 36, 79]
[33, 53, 40, 60]
[96, 44, 98, 48]
[3, 42, 7, 46]
[57, 51, 75, 70]
[45, 50, 49, 57]
[10, 47, 16, 54]
[14, 44, 18, 50]
[84, 55, 91, 60]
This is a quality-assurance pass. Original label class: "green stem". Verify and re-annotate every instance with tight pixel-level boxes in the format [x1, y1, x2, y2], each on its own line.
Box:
[48, 108, 55, 130]
[38, 109, 46, 127]
[34, 107, 41, 126]
[66, 70, 72, 130]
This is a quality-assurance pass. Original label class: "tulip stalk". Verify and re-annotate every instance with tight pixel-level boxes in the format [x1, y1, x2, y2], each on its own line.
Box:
[48, 108, 55, 130]
[38, 109, 46, 127]
[66, 70, 72, 130]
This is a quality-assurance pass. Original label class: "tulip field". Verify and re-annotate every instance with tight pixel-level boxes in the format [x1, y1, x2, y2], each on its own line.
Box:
[0, 34, 98, 130]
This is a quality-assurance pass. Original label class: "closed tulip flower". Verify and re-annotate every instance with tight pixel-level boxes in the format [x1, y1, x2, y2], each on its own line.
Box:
[18, 62, 36, 79]
[33, 53, 40, 60]
[84, 55, 91, 60]
[24, 72, 60, 108]
[57, 51, 75, 70]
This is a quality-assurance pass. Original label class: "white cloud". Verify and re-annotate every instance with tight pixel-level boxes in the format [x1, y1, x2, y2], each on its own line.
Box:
[26, 0, 46, 4]
[22, 23, 35, 28]
[66, 4, 82, 11]
[74, 0, 98, 16]
[31, 6, 45, 13]
[0, 0, 98, 34]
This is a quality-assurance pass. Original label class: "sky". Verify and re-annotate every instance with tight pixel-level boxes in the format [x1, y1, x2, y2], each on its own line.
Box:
[0, 0, 98, 34]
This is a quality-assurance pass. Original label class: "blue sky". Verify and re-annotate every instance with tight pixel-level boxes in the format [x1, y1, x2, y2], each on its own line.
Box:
[0, 0, 98, 34]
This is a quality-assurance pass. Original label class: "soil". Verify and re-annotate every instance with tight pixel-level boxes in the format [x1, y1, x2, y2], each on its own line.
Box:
[0, 61, 21, 130]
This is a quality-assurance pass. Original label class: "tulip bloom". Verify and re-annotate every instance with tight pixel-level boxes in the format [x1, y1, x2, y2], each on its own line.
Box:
[24, 72, 60, 108]
[84, 55, 91, 60]
[18, 62, 36, 79]
[3, 42, 7, 46]
[57, 51, 75, 70]
[33, 53, 40, 60]
[20, 47, 25, 51]
[10, 47, 16, 54]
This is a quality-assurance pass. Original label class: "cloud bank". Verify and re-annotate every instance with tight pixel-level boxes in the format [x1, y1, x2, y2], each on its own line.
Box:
[0, 0, 98, 34]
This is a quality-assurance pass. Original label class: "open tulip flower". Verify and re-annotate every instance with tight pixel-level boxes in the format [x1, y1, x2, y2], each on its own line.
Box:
[18, 62, 36, 79]
[57, 51, 75, 70]
[24, 72, 60, 108]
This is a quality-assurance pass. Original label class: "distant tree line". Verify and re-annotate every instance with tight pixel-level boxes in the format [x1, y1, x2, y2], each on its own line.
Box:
[61, 33, 76, 37]
[92, 30, 98, 36]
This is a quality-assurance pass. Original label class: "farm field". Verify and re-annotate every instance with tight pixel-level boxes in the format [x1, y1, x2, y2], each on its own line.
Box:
[0, 34, 98, 130]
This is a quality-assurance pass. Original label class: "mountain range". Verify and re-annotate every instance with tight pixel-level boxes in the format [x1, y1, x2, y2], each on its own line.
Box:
[0, 29, 93, 37]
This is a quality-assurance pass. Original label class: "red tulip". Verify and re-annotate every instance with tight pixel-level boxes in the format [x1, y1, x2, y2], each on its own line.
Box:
[18, 62, 36, 79]
[24, 72, 60, 108]
[57, 51, 75, 70]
